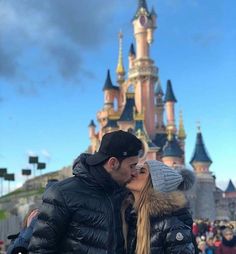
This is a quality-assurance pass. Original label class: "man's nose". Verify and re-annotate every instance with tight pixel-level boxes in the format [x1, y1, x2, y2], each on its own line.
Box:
[131, 169, 138, 177]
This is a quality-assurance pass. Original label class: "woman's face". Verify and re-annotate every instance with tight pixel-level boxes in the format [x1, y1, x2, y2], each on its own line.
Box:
[126, 163, 150, 192]
[223, 230, 233, 241]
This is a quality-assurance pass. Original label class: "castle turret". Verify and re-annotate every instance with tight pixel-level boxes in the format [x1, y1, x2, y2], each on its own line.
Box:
[224, 180, 236, 198]
[116, 31, 125, 85]
[164, 80, 177, 134]
[162, 130, 183, 167]
[128, 43, 136, 69]
[103, 69, 119, 110]
[129, 0, 158, 138]
[88, 120, 98, 154]
[190, 125, 215, 220]
[133, 0, 156, 59]
[155, 80, 165, 133]
[88, 120, 96, 139]
[190, 125, 212, 172]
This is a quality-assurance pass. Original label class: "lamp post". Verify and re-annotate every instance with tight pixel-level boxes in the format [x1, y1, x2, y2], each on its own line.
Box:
[22, 169, 32, 181]
[4, 173, 15, 193]
[29, 156, 38, 178]
[37, 162, 46, 176]
[0, 168, 7, 196]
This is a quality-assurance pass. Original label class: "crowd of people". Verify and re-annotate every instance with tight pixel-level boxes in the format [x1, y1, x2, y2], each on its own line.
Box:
[0, 130, 235, 254]
[193, 219, 236, 254]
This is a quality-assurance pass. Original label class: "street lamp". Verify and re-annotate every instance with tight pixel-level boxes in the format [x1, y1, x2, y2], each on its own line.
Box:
[37, 162, 46, 176]
[0, 168, 7, 196]
[4, 173, 15, 193]
[29, 156, 38, 178]
[22, 169, 32, 181]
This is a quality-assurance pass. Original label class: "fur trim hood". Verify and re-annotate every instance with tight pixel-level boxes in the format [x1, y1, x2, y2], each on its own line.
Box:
[147, 190, 187, 216]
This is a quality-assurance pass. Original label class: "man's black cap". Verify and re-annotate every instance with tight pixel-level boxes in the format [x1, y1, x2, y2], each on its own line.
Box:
[86, 130, 143, 166]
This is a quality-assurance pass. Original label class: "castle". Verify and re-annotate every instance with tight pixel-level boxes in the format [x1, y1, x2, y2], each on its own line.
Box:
[86, 0, 236, 220]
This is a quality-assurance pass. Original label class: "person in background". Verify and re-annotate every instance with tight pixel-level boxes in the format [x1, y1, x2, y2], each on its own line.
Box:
[193, 222, 199, 237]
[205, 237, 216, 254]
[198, 241, 207, 254]
[0, 240, 5, 254]
[216, 227, 236, 254]
[124, 160, 196, 254]
[213, 235, 222, 248]
[7, 209, 39, 254]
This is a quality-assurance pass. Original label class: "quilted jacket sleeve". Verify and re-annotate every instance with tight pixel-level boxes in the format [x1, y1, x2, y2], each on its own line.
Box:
[163, 217, 195, 254]
[28, 184, 71, 254]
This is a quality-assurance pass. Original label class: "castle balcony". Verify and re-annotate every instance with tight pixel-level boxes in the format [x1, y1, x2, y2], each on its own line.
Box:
[128, 65, 158, 80]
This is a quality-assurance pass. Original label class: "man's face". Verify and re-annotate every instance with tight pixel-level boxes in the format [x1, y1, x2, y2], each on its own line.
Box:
[109, 156, 139, 186]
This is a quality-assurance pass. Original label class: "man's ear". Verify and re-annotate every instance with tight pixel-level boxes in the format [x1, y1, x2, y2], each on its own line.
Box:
[106, 157, 119, 171]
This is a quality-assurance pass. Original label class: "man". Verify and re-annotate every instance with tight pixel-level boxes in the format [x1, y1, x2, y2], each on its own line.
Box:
[29, 130, 143, 254]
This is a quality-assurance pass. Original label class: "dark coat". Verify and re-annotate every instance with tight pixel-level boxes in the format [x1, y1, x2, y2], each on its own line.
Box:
[216, 236, 236, 254]
[125, 191, 195, 254]
[29, 153, 126, 254]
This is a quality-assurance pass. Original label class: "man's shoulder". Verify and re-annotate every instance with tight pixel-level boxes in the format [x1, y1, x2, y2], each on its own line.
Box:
[43, 177, 80, 200]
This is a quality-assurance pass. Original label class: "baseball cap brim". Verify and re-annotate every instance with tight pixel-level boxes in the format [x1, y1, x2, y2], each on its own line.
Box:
[86, 152, 110, 166]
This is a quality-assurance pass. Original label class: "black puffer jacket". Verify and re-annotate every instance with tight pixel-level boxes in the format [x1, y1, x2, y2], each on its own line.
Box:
[125, 191, 195, 254]
[29, 153, 126, 254]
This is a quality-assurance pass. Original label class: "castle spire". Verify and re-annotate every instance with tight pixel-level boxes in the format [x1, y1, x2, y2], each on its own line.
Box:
[138, 0, 148, 10]
[164, 80, 177, 103]
[134, 0, 150, 19]
[103, 70, 119, 91]
[129, 43, 136, 57]
[155, 80, 164, 96]
[178, 110, 186, 140]
[225, 180, 236, 193]
[165, 80, 177, 134]
[190, 124, 212, 166]
[116, 31, 125, 82]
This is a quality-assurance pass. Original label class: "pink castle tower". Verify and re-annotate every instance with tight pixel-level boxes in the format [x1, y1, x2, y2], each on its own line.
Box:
[129, 0, 158, 139]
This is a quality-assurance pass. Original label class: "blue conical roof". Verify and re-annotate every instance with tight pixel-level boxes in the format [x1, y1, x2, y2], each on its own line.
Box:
[151, 7, 157, 17]
[225, 180, 236, 193]
[138, 0, 148, 11]
[129, 43, 136, 56]
[134, 0, 150, 20]
[88, 120, 96, 127]
[103, 70, 119, 91]
[119, 94, 136, 121]
[190, 131, 212, 165]
[164, 80, 177, 102]
[153, 133, 167, 151]
[162, 135, 183, 158]
[155, 82, 164, 96]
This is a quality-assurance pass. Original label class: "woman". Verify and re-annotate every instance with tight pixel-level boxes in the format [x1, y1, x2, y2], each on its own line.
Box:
[7, 209, 38, 254]
[216, 227, 236, 254]
[124, 160, 196, 254]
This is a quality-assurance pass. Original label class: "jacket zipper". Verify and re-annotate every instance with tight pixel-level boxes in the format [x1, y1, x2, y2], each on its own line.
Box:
[105, 192, 116, 254]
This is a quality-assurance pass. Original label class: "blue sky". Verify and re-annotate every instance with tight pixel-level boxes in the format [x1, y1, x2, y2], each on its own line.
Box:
[0, 0, 235, 194]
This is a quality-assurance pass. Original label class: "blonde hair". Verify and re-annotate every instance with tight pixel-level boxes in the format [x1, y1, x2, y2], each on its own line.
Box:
[134, 176, 153, 254]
